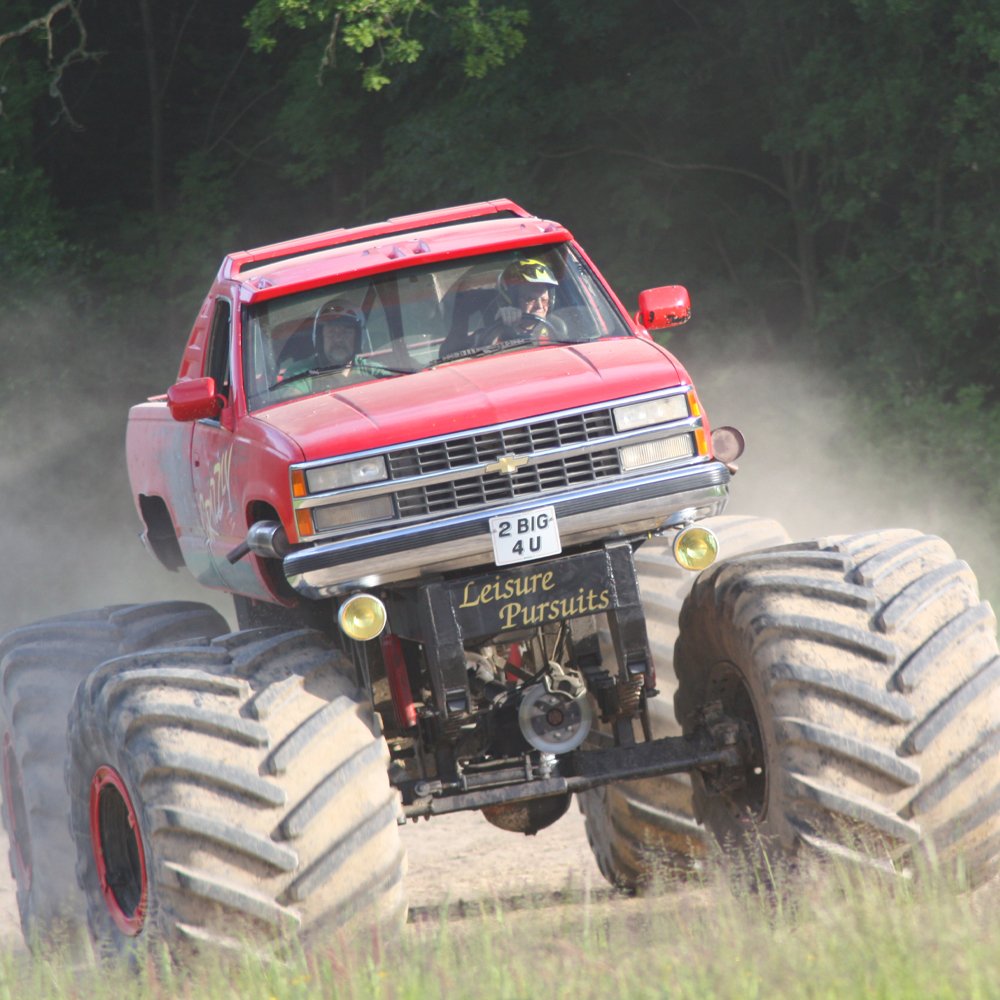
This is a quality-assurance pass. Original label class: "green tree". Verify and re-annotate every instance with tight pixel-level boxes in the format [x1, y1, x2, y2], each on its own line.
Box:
[245, 0, 528, 91]
[0, 1, 88, 299]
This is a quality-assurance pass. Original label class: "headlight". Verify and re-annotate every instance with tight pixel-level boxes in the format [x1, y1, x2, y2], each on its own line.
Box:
[613, 395, 688, 432]
[299, 456, 387, 495]
[311, 494, 394, 531]
[619, 434, 695, 471]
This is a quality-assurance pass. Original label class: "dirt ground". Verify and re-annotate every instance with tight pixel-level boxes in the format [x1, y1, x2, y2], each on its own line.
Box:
[399, 803, 607, 915]
[0, 802, 607, 947]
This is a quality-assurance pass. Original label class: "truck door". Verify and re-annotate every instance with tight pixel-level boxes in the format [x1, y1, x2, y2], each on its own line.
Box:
[190, 297, 243, 588]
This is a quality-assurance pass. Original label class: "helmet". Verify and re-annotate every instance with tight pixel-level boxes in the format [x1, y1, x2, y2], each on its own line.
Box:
[497, 258, 558, 307]
[312, 300, 365, 367]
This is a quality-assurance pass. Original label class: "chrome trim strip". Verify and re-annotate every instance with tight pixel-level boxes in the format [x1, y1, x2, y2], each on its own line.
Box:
[284, 461, 729, 597]
[294, 422, 701, 511]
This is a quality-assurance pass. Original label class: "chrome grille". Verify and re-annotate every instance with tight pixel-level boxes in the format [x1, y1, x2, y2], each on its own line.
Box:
[396, 449, 621, 517]
[389, 409, 621, 517]
[387, 409, 616, 479]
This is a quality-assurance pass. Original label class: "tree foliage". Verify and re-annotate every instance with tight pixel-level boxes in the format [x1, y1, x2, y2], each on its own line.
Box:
[0, 1, 85, 296]
[244, 0, 527, 90]
[1, 0, 998, 393]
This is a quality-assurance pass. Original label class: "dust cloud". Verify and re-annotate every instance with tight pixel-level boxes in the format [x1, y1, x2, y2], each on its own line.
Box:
[0, 356, 231, 635]
[0, 334, 994, 634]
[686, 352, 1000, 601]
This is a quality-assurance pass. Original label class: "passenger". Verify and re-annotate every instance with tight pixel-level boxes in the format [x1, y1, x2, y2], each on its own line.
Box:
[311, 301, 366, 372]
[275, 300, 383, 387]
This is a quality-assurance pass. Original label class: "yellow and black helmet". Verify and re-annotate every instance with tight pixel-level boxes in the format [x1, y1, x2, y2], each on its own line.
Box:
[498, 258, 559, 304]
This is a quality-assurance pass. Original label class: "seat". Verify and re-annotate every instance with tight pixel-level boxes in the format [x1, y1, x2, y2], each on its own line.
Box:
[274, 318, 318, 380]
[438, 287, 497, 359]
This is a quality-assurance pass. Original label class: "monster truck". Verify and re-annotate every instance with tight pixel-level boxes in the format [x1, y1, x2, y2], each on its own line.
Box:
[3, 199, 997, 952]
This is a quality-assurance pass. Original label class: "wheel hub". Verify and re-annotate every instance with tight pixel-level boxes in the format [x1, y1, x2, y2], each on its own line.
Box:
[699, 664, 766, 819]
[89, 765, 148, 936]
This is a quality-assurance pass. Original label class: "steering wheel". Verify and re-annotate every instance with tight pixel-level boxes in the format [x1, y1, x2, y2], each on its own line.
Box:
[522, 312, 569, 342]
[511, 313, 562, 343]
[524, 313, 557, 334]
[493, 311, 565, 346]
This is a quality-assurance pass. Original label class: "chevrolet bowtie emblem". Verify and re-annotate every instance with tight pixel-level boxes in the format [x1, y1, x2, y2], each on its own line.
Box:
[485, 454, 529, 476]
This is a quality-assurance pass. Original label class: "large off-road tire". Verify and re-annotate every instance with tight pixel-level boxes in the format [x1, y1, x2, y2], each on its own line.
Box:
[674, 529, 1000, 886]
[66, 627, 406, 954]
[578, 516, 790, 890]
[0, 602, 228, 941]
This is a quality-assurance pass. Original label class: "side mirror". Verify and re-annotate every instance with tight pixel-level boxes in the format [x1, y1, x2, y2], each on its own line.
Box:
[635, 285, 692, 331]
[167, 376, 224, 422]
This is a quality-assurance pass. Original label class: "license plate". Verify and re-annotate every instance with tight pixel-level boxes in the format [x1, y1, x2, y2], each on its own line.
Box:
[489, 506, 562, 566]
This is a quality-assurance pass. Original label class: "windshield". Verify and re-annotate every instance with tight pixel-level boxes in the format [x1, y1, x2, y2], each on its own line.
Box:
[242, 242, 633, 411]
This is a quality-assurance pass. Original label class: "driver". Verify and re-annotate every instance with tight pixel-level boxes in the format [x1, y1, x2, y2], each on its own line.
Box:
[436, 257, 564, 362]
[492, 258, 560, 340]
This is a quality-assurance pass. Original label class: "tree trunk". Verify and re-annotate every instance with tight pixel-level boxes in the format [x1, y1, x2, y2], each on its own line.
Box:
[137, 0, 163, 216]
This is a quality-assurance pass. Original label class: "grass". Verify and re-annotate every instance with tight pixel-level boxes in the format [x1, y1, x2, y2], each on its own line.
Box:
[1, 862, 997, 1000]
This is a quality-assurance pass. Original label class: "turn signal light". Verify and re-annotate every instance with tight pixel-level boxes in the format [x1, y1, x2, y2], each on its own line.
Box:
[673, 525, 719, 571]
[338, 594, 388, 641]
[295, 507, 314, 539]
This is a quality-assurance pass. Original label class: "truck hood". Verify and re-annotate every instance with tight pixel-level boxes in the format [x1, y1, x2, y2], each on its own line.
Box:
[251, 338, 686, 460]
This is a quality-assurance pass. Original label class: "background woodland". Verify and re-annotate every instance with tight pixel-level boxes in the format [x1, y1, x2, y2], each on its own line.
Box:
[1, 0, 998, 620]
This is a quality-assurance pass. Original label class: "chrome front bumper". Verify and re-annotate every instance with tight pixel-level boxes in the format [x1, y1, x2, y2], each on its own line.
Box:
[283, 461, 730, 597]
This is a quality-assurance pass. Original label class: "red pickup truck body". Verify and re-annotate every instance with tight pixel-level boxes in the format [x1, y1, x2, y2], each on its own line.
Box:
[126, 199, 728, 606]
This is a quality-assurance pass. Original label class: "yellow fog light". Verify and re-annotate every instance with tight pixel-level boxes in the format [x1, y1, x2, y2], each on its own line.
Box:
[338, 593, 388, 641]
[673, 525, 719, 571]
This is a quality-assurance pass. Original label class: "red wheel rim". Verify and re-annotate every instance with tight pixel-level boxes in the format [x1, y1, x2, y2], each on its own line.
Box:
[1, 732, 32, 891]
[89, 765, 148, 936]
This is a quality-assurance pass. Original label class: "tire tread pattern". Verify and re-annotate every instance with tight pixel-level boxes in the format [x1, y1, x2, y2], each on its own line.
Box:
[673, 529, 1000, 884]
[578, 516, 792, 889]
[0, 602, 228, 938]
[66, 627, 406, 951]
